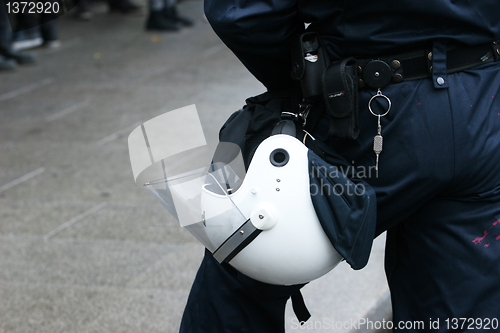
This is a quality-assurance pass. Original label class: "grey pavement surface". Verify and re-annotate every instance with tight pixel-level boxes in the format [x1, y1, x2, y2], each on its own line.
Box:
[0, 1, 391, 332]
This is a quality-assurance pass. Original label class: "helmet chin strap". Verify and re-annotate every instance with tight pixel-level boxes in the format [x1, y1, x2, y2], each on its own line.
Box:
[291, 291, 312, 324]
[212, 219, 262, 264]
[268, 118, 315, 325]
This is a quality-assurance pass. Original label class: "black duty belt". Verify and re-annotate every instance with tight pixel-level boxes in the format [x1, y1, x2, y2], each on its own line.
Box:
[357, 40, 500, 89]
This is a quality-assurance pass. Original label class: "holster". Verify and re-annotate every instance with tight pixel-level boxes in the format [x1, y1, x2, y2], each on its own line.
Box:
[291, 32, 330, 102]
[291, 33, 360, 140]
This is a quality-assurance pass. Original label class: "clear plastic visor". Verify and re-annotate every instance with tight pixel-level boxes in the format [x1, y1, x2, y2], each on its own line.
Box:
[127, 106, 248, 252]
[145, 160, 247, 252]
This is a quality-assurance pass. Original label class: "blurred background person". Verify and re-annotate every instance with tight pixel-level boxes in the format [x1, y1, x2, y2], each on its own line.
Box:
[0, 0, 36, 70]
[73, 0, 95, 20]
[145, 0, 192, 31]
[108, 0, 141, 14]
[74, 0, 141, 20]
[12, 2, 61, 49]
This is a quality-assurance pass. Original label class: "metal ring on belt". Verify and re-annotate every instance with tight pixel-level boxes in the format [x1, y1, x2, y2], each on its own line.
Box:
[357, 40, 500, 89]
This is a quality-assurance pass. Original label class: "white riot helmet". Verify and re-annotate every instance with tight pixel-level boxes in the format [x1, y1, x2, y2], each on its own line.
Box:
[128, 106, 375, 285]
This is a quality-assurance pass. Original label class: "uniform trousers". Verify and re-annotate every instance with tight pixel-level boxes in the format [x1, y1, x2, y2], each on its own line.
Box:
[180, 60, 500, 332]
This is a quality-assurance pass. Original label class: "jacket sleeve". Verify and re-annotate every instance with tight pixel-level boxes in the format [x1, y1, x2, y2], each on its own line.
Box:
[204, 0, 304, 91]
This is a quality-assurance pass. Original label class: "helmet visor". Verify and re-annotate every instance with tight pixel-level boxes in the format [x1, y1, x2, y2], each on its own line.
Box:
[144, 148, 248, 252]
[127, 106, 249, 252]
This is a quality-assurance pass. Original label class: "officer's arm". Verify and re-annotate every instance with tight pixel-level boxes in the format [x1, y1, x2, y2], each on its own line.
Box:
[205, 0, 304, 91]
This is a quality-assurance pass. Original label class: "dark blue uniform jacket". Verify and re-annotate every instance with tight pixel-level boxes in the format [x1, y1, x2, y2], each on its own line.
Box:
[205, 0, 500, 91]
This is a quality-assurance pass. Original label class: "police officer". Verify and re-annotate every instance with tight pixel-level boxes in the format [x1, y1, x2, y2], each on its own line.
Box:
[180, 1, 500, 332]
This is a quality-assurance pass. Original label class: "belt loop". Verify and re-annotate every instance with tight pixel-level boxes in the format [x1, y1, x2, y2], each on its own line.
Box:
[431, 41, 449, 89]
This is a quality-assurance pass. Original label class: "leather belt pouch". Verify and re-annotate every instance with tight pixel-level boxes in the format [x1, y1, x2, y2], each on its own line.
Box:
[322, 57, 360, 140]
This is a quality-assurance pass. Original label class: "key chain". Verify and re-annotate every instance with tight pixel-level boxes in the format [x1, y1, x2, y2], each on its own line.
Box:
[368, 89, 391, 171]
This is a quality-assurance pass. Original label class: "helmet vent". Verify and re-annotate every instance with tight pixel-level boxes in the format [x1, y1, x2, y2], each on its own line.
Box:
[270, 149, 289, 167]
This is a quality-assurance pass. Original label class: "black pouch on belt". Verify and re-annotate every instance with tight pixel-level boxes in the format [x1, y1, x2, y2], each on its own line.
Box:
[322, 57, 360, 140]
[291, 32, 330, 102]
